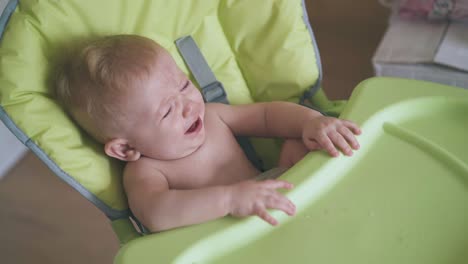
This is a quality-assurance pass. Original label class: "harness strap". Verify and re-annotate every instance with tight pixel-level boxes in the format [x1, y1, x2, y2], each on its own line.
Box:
[175, 36, 228, 104]
[175, 36, 264, 171]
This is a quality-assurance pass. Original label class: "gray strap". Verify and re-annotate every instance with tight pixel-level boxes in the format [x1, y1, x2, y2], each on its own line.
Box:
[175, 36, 228, 104]
[175, 36, 264, 171]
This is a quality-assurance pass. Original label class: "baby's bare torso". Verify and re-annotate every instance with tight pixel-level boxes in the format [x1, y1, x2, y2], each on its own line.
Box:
[141, 105, 260, 189]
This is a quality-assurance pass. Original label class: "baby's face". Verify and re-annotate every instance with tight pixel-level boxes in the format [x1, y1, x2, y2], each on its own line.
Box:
[122, 47, 206, 160]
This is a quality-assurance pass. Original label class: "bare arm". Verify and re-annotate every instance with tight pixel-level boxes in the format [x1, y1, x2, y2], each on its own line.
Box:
[124, 159, 295, 232]
[124, 160, 229, 232]
[211, 102, 361, 156]
[210, 101, 321, 138]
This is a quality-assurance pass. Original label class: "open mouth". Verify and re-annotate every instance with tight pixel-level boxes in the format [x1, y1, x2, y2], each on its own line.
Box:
[185, 117, 202, 134]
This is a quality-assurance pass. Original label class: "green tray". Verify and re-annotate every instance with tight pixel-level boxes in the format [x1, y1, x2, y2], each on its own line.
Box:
[115, 77, 468, 264]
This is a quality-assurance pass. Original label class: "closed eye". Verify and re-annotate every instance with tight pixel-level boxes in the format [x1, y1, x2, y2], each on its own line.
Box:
[180, 80, 190, 91]
[163, 107, 172, 119]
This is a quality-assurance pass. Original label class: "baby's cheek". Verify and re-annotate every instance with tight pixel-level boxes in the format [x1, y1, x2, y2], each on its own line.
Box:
[192, 88, 204, 100]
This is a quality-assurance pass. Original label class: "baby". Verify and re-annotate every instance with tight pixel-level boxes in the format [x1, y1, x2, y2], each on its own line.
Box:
[56, 35, 361, 232]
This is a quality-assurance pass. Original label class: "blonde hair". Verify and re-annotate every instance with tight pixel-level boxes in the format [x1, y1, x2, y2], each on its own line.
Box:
[55, 35, 161, 143]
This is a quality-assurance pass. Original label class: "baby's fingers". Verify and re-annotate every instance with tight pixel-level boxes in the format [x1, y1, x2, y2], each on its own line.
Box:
[256, 208, 278, 226]
[312, 134, 339, 157]
[338, 126, 360, 150]
[261, 179, 294, 190]
[265, 193, 296, 216]
[329, 131, 353, 156]
[343, 120, 362, 135]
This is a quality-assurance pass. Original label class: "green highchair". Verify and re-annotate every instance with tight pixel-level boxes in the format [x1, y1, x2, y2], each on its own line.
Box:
[1, 0, 467, 263]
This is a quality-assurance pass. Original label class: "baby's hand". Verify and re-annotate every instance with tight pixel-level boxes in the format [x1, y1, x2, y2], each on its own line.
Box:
[226, 179, 296, 226]
[302, 116, 361, 157]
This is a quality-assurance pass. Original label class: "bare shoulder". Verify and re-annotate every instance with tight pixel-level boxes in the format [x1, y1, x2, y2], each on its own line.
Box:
[123, 157, 169, 195]
[205, 102, 237, 124]
[205, 103, 229, 117]
[123, 157, 169, 221]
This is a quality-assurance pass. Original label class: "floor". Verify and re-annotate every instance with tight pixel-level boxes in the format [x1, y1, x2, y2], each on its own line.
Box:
[0, 1, 390, 263]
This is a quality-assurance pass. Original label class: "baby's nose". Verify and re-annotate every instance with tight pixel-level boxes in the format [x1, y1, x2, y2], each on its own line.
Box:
[182, 100, 194, 118]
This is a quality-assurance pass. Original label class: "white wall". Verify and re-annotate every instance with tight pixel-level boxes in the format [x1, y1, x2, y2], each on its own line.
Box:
[1, 0, 28, 178]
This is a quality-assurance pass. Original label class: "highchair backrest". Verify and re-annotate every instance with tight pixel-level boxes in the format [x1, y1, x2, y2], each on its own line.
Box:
[0, 0, 338, 243]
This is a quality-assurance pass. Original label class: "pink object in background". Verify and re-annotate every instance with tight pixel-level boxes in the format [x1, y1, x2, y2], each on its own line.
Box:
[397, 0, 468, 22]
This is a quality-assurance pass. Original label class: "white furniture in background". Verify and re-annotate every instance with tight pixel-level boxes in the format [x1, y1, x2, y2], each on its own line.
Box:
[373, 14, 468, 89]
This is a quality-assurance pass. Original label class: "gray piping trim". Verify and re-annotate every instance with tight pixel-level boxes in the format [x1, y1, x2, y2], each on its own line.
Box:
[0, 107, 29, 144]
[1, 107, 129, 220]
[0, 0, 18, 40]
[1, 110, 130, 220]
[299, 0, 323, 104]
[25, 139, 130, 220]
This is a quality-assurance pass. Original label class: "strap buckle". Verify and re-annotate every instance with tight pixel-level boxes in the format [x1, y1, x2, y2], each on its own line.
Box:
[202, 81, 228, 104]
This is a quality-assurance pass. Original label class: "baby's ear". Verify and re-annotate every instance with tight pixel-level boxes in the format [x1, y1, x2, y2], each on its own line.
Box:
[104, 138, 141, 162]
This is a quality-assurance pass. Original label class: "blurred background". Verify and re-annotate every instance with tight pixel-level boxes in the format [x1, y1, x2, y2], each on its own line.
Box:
[0, 0, 390, 263]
